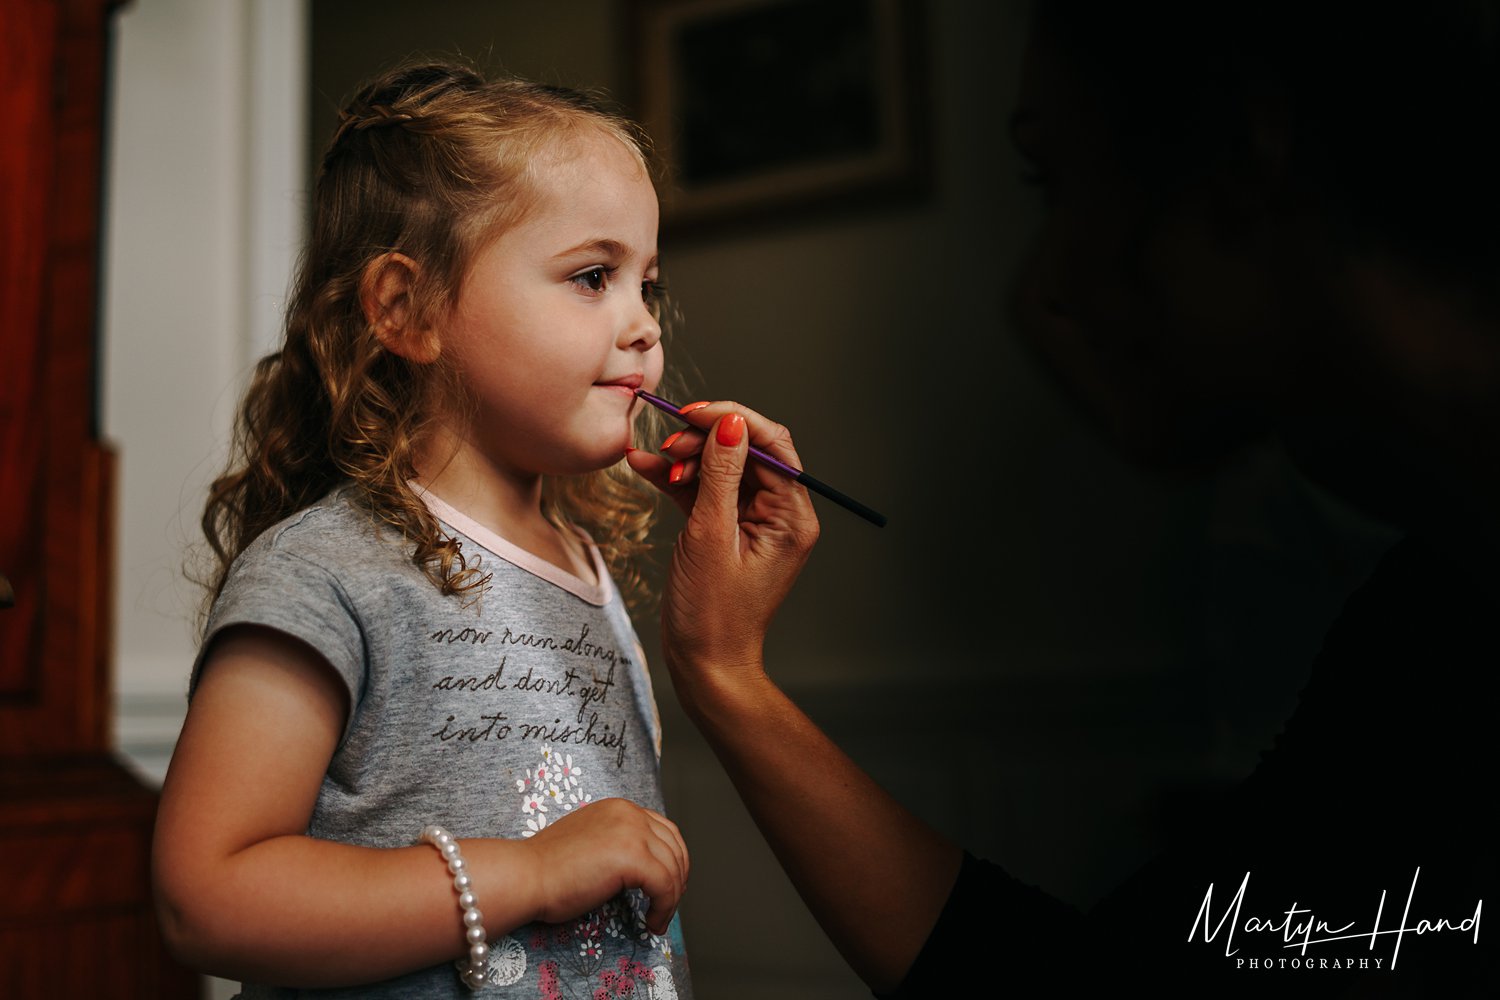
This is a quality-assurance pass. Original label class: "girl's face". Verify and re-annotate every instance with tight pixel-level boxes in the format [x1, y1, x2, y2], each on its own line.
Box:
[439, 132, 664, 479]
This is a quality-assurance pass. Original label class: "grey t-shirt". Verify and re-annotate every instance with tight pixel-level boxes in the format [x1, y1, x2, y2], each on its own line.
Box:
[196, 488, 690, 999]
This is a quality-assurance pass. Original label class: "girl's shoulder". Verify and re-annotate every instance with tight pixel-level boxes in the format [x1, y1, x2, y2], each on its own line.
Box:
[230, 487, 413, 591]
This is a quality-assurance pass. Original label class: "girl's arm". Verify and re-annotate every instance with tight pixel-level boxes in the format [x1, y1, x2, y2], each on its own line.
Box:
[627, 406, 962, 995]
[153, 624, 687, 988]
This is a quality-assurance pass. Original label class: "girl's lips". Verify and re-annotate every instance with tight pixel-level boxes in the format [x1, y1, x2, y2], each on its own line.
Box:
[594, 374, 645, 398]
[593, 376, 644, 402]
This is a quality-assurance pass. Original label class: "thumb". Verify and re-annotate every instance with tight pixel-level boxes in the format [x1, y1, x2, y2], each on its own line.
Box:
[689, 413, 748, 534]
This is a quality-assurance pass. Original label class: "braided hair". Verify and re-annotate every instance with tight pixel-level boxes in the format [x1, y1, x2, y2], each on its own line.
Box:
[199, 61, 666, 618]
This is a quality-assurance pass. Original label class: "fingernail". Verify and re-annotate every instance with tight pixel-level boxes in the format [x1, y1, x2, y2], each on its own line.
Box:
[679, 401, 711, 414]
[623, 445, 637, 454]
[668, 461, 686, 484]
[716, 413, 745, 447]
[660, 431, 684, 452]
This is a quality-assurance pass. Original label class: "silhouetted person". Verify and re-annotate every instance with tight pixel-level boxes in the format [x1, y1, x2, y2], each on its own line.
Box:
[627, 2, 1499, 995]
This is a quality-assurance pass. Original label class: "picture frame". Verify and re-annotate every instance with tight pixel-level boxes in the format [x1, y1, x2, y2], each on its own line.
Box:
[630, 0, 929, 234]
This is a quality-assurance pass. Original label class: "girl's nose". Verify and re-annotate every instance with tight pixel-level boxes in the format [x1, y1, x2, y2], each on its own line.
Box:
[620, 300, 662, 352]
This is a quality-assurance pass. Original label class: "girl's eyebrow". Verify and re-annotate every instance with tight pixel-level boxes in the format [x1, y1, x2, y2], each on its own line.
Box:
[552, 238, 659, 270]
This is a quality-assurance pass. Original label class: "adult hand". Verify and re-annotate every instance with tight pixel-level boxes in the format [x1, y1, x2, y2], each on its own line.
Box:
[630, 404, 959, 995]
[626, 401, 819, 709]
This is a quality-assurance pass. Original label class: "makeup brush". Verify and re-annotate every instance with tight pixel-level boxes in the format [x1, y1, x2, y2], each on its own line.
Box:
[635, 389, 888, 528]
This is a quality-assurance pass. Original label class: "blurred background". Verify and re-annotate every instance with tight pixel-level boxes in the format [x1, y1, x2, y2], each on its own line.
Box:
[103, 1, 1397, 996]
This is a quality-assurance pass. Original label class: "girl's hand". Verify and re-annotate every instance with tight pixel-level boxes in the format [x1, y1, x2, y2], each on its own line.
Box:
[626, 402, 820, 708]
[520, 798, 688, 935]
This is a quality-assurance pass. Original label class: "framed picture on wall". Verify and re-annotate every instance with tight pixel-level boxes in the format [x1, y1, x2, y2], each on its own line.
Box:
[631, 0, 928, 233]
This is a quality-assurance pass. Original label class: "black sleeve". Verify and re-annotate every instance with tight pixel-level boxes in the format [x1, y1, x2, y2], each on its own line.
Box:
[878, 852, 1084, 998]
[881, 537, 1496, 997]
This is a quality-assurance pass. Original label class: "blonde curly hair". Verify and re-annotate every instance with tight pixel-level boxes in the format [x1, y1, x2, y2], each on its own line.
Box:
[200, 61, 670, 618]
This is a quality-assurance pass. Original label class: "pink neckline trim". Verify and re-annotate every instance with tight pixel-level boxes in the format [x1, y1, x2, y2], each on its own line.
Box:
[414, 488, 612, 607]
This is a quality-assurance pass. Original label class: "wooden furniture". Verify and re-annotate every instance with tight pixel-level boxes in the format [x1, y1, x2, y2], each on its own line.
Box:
[0, 0, 199, 995]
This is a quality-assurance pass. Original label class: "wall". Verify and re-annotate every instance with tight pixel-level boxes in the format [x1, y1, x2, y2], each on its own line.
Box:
[104, 2, 306, 996]
[105, 0, 306, 785]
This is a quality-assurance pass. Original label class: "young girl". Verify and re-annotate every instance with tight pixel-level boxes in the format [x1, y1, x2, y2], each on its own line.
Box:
[153, 62, 692, 999]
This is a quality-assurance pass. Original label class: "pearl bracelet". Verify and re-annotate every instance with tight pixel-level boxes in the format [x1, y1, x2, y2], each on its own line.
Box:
[420, 824, 490, 990]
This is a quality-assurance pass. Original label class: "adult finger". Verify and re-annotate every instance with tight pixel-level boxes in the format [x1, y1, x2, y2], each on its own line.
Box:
[624, 448, 696, 517]
[669, 401, 805, 471]
[688, 412, 749, 534]
[658, 428, 706, 459]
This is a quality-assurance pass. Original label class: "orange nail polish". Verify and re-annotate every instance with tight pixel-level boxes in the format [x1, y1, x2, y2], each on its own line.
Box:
[679, 401, 711, 414]
[624, 445, 637, 454]
[716, 413, 745, 447]
[660, 431, 684, 452]
[668, 461, 686, 484]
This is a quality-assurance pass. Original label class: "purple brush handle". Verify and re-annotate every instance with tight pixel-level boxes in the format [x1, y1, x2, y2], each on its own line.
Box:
[636, 390, 802, 475]
[634, 389, 888, 527]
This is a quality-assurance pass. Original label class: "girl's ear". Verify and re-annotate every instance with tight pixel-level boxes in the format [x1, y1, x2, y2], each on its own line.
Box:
[360, 253, 441, 363]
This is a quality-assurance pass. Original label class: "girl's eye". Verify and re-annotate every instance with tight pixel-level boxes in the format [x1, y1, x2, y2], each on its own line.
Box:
[571, 266, 609, 292]
[642, 278, 667, 318]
